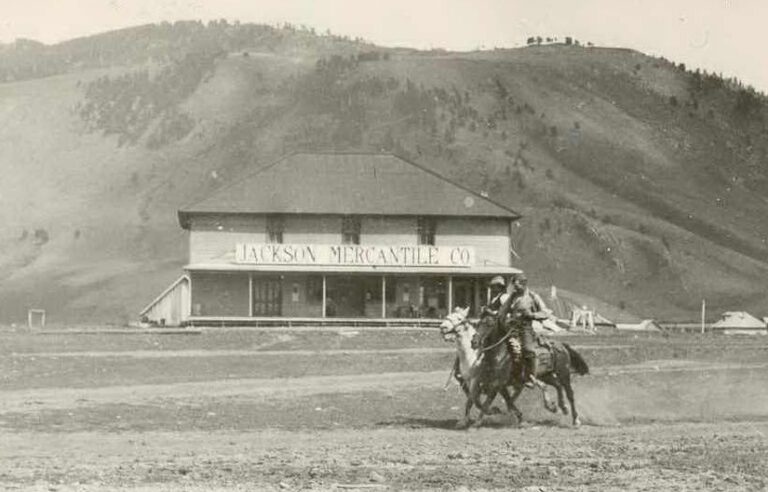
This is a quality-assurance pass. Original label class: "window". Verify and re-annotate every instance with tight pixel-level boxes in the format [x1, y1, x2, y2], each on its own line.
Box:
[341, 216, 361, 245]
[417, 216, 436, 245]
[266, 215, 284, 243]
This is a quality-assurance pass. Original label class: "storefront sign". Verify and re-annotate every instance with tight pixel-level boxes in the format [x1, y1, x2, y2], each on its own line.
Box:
[235, 243, 475, 267]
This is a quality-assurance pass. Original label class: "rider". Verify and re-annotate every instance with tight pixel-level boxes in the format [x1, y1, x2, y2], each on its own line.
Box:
[481, 275, 509, 320]
[496, 272, 549, 388]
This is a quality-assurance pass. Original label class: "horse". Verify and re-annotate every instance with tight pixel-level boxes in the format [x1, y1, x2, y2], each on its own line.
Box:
[440, 307, 556, 428]
[440, 306, 589, 427]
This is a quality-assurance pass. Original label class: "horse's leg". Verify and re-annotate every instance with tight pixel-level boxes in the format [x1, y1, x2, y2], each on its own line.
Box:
[506, 384, 524, 424]
[538, 374, 560, 414]
[552, 357, 569, 415]
[556, 383, 568, 415]
[469, 386, 498, 428]
[562, 372, 580, 427]
[498, 386, 521, 426]
[456, 379, 477, 429]
[456, 394, 474, 429]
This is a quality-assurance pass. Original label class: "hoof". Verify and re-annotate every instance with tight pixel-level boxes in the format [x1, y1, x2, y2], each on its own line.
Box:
[490, 406, 503, 415]
[573, 417, 582, 428]
[561, 406, 569, 416]
[545, 404, 558, 414]
[455, 418, 470, 430]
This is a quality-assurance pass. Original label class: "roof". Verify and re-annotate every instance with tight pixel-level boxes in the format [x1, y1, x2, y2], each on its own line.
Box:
[179, 153, 520, 228]
[616, 319, 662, 332]
[712, 311, 766, 329]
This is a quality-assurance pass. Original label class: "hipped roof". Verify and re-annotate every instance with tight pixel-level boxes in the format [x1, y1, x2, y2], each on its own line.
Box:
[179, 153, 520, 228]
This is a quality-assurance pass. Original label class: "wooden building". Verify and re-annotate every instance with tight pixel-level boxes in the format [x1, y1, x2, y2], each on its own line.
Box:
[144, 153, 522, 326]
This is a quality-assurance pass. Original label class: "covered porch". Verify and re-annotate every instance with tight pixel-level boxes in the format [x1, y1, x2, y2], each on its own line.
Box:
[184, 264, 520, 326]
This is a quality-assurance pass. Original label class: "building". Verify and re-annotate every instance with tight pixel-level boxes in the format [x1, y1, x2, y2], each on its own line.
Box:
[711, 311, 767, 335]
[615, 319, 663, 333]
[144, 153, 522, 326]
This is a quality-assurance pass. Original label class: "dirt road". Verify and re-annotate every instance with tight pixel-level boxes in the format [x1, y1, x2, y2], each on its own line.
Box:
[1, 331, 767, 490]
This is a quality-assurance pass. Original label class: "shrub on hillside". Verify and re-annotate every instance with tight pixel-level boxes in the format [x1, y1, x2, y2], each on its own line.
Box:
[78, 51, 220, 145]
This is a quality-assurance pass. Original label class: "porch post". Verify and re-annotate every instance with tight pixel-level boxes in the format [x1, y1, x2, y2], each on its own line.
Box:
[381, 276, 386, 318]
[322, 275, 327, 318]
[248, 273, 253, 317]
[447, 276, 453, 313]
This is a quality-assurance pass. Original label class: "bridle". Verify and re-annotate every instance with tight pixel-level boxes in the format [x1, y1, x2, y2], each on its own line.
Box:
[440, 314, 468, 336]
[444, 312, 516, 353]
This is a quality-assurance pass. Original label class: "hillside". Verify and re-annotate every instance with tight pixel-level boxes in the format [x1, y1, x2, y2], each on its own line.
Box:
[1, 21, 767, 324]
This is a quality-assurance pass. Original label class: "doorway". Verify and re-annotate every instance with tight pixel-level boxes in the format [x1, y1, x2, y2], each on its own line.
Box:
[252, 276, 282, 316]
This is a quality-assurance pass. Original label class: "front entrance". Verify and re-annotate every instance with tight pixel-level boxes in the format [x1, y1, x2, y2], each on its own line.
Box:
[452, 277, 479, 316]
[252, 276, 282, 316]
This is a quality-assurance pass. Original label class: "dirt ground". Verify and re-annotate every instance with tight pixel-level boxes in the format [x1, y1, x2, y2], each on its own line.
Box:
[1, 328, 767, 491]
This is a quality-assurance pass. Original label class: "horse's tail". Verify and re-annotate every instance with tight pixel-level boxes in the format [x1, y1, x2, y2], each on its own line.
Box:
[562, 342, 589, 375]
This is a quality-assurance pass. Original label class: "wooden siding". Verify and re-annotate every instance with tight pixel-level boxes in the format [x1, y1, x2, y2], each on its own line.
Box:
[189, 215, 266, 264]
[190, 272, 249, 317]
[141, 276, 190, 327]
[436, 218, 511, 268]
[360, 217, 418, 245]
[283, 216, 342, 244]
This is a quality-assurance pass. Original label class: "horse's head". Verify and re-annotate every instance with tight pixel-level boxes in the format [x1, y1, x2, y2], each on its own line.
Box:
[439, 306, 475, 343]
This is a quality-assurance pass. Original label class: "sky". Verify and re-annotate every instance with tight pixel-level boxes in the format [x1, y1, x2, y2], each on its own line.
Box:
[1, 0, 767, 91]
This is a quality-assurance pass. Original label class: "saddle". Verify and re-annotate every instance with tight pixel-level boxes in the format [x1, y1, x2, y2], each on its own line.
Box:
[535, 345, 554, 374]
[506, 336, 554, 373]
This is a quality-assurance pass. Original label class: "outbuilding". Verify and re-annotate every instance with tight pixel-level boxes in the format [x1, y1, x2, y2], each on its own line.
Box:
[711, 311, 767, 335]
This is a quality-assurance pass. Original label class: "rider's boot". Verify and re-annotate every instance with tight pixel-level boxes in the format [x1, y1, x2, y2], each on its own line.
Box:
[523, 354, 540, 388]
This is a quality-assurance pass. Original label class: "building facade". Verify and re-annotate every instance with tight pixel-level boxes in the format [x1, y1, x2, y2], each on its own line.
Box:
[148, 153, 522, 325]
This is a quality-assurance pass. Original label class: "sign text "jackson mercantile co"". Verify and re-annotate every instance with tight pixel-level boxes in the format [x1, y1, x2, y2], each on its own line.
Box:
[234, 243, 475, 267]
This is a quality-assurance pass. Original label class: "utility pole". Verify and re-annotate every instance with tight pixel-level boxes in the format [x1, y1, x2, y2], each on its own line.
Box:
[701, 299, 706, 334]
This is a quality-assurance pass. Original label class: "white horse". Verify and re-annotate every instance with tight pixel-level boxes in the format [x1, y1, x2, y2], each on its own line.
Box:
[439, 307, 493, 428]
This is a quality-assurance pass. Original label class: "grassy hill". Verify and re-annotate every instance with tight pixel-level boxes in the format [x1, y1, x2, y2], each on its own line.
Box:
[1, 22, 767, 324]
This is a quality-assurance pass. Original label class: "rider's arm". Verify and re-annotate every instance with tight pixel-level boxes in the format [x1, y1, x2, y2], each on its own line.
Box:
[529, 291, 551, 320]
[496, 291, 513, 328]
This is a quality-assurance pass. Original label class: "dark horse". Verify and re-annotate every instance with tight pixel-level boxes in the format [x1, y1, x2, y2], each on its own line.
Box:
[442, 308, 589, 427]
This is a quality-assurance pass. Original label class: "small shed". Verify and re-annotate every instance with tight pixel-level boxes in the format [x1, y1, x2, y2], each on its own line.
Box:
[140, 275, 190, 327]
[616, 319, 663, 332]
[712, 312, 767, 335]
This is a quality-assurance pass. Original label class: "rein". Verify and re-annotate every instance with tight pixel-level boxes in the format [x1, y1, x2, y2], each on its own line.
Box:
[478, 322, 515, 353]
[450, 317, 514, 354]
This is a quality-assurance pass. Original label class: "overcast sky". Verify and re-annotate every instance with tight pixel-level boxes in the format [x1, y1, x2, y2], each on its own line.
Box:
[2, 0, 766, 91]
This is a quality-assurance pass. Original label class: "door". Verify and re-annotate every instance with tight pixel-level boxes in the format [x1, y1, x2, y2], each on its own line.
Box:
[252, 276, 282, 316]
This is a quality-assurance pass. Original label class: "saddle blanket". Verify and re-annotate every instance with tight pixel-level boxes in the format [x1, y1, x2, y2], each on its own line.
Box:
[535, 346, 554, 374]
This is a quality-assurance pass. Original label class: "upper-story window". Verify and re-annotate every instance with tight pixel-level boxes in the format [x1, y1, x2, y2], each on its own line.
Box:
[342, 216, 361, 245]
[417, 216, 436, 245]
[266, 215, 284, 244]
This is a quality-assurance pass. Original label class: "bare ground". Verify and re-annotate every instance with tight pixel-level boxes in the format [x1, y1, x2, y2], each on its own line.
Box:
[1, 331, 767, 491]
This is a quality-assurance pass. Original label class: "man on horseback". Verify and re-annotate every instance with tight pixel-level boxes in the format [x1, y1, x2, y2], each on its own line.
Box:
[497, 272, 549, 388]
[481, 275, 509, 319]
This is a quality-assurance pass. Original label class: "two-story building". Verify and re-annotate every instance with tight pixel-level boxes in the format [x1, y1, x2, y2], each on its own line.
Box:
[141, 153, 521, 326]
